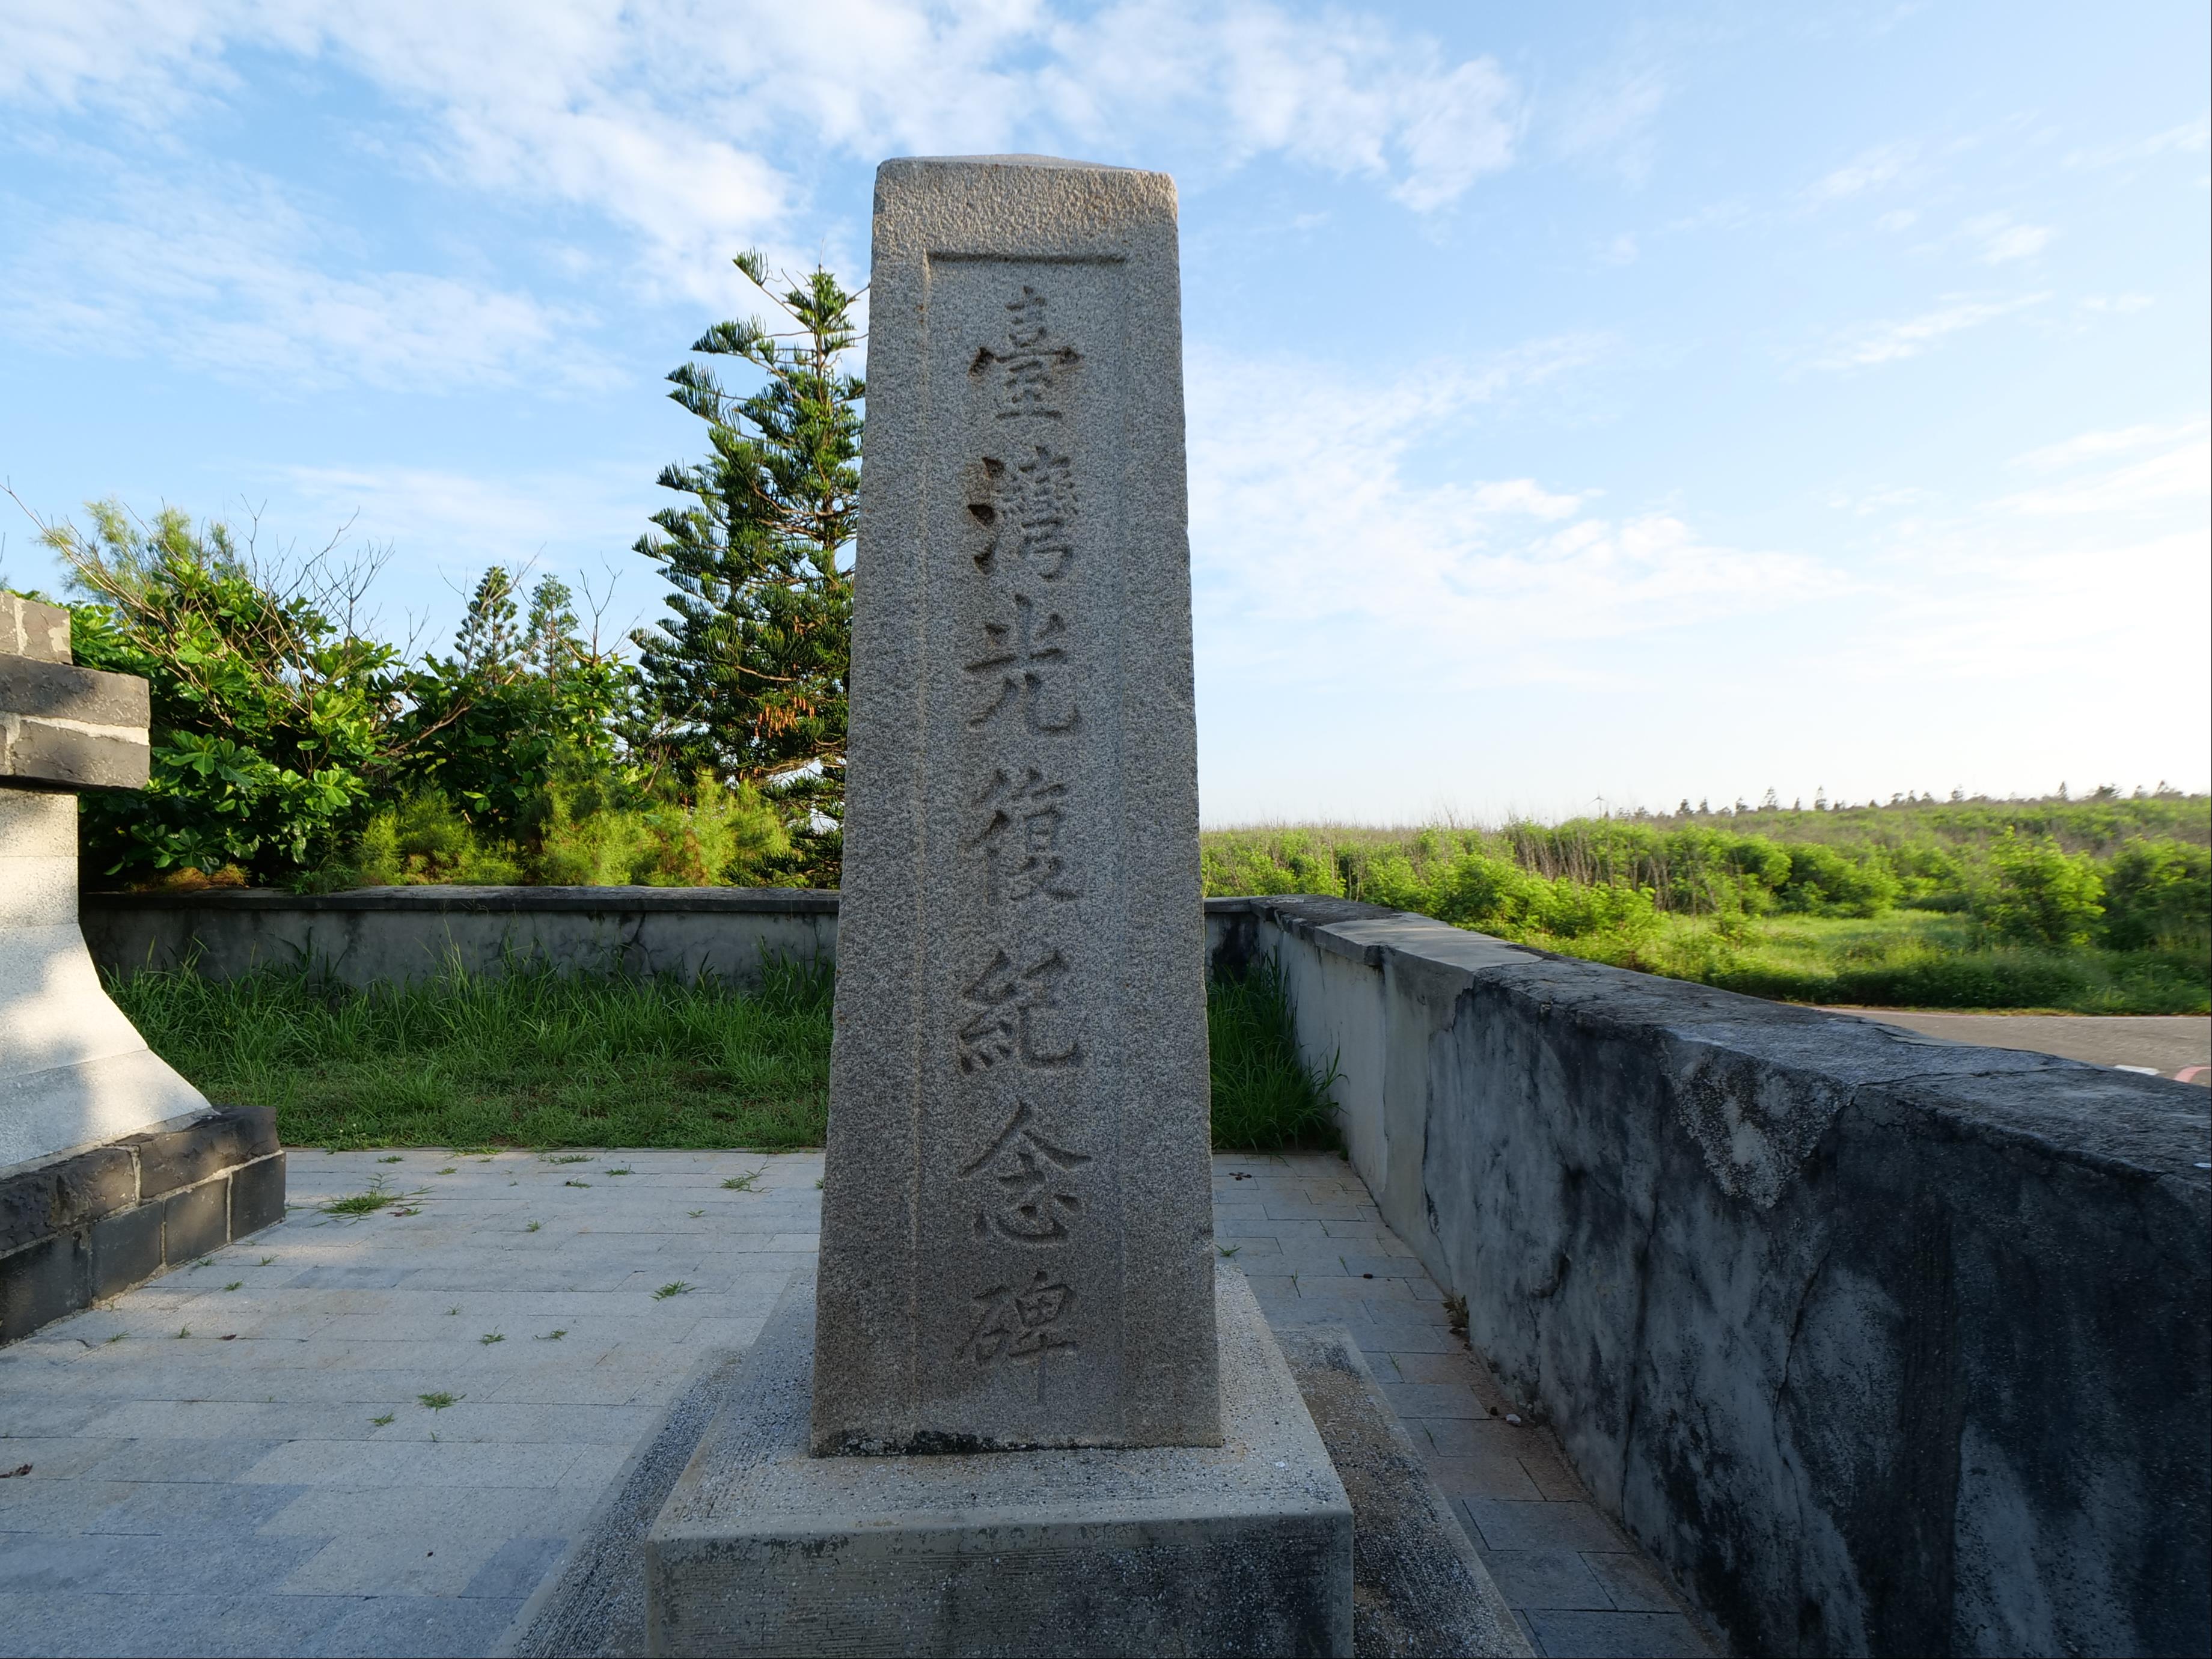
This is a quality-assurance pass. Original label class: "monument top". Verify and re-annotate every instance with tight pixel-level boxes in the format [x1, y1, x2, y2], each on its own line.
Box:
[813, 157, 1218, 1456]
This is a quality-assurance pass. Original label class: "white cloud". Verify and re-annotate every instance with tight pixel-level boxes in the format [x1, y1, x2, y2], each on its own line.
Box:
[1552, 64, 1667, 183]
[1999, 421, 2210, 516]
[1598, 233, 1639, 266]
[1965, 212, 2053, 264]
[2012, 418, 2207, 470]
[2064, 115, 2210, 169]
[1875, 208, 1919, 232]
[1809, 142, 1916, 200]
[1187, 344, 1841, 686]
[1812, 292, 2047, 370]
[2078, 292, 2154, 313]
[0, 167, 608, 392]
[0, 0, 1523, 302]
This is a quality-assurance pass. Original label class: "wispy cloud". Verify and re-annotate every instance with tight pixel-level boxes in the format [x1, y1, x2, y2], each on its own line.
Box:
[2064, 114, 2210, 169]
[1187, 343, 1841, 686]
[1812, 291, 2047, 370]
[1809, 141, 1916, 201]
[0, 0, 1524, 305]
[0, 166, 609, 392]
[1552, 63, 1667, 183]
[1964, 212, 2053, 264]
[1999, 420, 2210, 515]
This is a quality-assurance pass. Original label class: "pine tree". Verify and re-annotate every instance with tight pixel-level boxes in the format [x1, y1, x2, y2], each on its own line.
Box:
[454, 567, 521, 677]
[631, 252, 862, 880]
[524, 575, 580, 673]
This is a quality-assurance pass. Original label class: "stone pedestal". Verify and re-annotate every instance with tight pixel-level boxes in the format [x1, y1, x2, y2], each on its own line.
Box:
[0, 592, 284, 1342]
[646, 1265, 1352, 1658]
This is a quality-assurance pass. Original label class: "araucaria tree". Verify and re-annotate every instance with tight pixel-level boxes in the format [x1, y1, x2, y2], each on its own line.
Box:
[632, 252, 862, 881]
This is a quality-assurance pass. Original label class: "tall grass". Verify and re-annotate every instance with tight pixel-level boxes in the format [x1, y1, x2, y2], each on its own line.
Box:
[115, 955, 1343, 1152]
[1201, 799, 2211, 1014]
[112, 957, 834, 1150]
[1208, 955, 1342, 1150]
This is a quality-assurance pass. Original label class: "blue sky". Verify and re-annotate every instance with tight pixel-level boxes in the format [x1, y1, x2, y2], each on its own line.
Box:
[2, 0, 2205, 823]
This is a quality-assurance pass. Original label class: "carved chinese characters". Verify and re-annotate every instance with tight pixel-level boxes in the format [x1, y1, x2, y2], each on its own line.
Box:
[955, 289, 1098, 1370]
[816, 157, 1218, 1456]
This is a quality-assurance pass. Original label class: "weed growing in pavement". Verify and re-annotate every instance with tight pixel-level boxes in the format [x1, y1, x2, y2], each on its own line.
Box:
[258, 1256, 275, 1265]
[688, 1209, 705, 1218]
[224, 1282, 241, 1291]
[105, 1332, 126, 1344]
[418, 1392, 460, 1410]
[525, 1221, 542, 1232]
[547, 1155, 592, 1165]
[480, 1333, 504, 1346]
[322, 1176, 426, 1217]
[377, 1155, 402, 1163]
[723, 1169, 765, 1191]
[536, 1330, 567, 1341]
[654, 1282, 692, 1300]
[371, 1413, 395, 1426]
[606, 1167, 633, 1175]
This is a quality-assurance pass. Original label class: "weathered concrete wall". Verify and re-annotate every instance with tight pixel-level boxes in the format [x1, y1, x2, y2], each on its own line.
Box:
[1208, 895, 2212, 1659]
[82, 887, 840, 989]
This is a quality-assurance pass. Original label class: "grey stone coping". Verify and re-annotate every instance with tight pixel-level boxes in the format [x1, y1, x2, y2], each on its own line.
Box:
[79, 890, 1282, 915]
[81, 885, 843, 915]
[1230, 893, 2212, 1188]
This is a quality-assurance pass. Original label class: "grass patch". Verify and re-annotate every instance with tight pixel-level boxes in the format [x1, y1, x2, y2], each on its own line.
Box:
[121, 952, 1348, 1152]
[1208, 955, 1342, 1151]
[1550, 911, 2209, 1013]
[113, 957, 834, 1150]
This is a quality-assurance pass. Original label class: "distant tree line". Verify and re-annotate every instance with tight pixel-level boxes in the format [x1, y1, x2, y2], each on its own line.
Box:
[12, 254, 860, 893]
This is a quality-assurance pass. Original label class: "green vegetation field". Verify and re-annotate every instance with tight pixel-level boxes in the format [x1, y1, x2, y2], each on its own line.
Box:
[114, 958, 1342, 1153]
[1201, 793, 2211, 1015]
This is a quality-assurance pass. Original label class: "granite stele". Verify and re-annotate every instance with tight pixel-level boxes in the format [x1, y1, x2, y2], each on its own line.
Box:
[644, 157, 1354, 1656]
[0, 593, 286, 1345]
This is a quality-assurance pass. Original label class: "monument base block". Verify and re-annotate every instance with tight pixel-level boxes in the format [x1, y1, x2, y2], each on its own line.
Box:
[645, 1265, 1354, 1658]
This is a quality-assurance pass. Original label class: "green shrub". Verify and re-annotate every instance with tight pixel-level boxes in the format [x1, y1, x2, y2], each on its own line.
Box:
[2101, 839, 2212, 950]
[1979, 833, 2105, 947]
[1776, 843, 1898, 917]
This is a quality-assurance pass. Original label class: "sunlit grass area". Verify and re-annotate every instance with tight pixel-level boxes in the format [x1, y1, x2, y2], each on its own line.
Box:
[116, 957, 1345, 1150]
[114, 959, 835, 1150]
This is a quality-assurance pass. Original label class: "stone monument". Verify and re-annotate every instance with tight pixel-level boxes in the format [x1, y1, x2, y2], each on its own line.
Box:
[646, 157, 1354, 1655]
[0, 593, 284, 1343]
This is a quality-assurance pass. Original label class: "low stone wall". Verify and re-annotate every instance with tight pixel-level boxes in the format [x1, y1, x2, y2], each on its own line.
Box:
[0, 1104, 285, 1343]
[1208, 896, 2211, 1659]
[82, 886, 840, 990]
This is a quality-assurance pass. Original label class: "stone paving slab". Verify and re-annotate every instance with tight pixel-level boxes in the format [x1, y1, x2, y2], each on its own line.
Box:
[1, 1147, 1711, 1658]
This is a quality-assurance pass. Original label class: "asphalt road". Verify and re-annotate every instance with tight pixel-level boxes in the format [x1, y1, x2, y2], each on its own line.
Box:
[1819, 1010, 2211, 1085]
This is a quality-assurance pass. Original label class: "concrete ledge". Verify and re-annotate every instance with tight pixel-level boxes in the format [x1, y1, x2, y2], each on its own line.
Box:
[1220, 894, 2212, 1659]
[0, 1105, 286, 1343]
[84, 886, 840, 990]
[646, 1263, 1354, 1657]
[84, 889, 1264, 991]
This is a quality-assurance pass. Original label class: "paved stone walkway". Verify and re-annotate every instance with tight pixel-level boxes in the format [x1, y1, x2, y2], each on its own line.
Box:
[1, 1149, 1711, 1658]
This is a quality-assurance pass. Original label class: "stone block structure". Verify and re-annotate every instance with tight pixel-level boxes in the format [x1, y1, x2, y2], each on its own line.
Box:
[0, 592, 286, 1343]
[646, 157, 1352, 1656]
